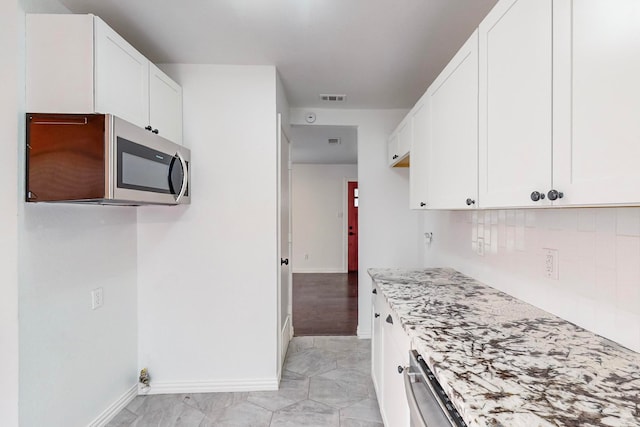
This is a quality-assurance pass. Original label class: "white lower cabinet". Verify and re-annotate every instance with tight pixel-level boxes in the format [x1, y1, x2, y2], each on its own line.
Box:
[371, 286, 384, 396]
[371, 284, 410, 427]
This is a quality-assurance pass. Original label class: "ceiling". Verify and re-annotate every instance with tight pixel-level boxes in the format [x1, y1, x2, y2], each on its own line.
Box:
[57, 0, 497, 109]
[290, 125, 357, 164]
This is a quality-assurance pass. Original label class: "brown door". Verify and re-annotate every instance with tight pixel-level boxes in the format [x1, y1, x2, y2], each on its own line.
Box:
[348, 181, 358, 272]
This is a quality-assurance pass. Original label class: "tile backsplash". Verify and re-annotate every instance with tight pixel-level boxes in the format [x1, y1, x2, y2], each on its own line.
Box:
[422, 207, 640, 353]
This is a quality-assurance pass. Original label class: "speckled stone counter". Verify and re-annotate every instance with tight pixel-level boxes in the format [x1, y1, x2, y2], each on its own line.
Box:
[368, 268, 640, 427]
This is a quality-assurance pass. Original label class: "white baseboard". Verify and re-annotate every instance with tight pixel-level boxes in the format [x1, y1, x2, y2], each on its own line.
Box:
[141, 378, 279, 395]
[357, 324, 372, 339]
[292, 268, 346, 273]
[88, 384, 137, 427]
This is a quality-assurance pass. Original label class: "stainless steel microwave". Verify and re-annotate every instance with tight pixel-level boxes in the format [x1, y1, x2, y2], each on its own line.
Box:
[26, 113, 190, 206]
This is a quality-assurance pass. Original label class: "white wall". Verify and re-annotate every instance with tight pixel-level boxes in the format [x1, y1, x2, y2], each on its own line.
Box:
[19, 205, 138, 427]
[137, 64, 280, 392]
[290, 109, 423, 338]
[291, 164, 357, 273]
[0, 2, 22, 425]
[422, 208, 640, 353]
[0, 2, 139, 426]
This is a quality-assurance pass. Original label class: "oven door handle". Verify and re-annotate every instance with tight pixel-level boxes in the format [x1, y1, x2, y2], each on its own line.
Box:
[175, 151, 188, 203]
[404, 368, 428, 427]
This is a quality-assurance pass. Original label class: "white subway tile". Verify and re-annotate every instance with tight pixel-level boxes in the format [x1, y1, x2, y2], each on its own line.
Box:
[491, 210, 499, 225]
[595, 267, 616, 304]
[577, 209, 597, 232]
[615, 236, 640, 314]
[515, 223, 526, 252]
[525, 210, 537, 228]
[548, 209, 578, 231]
[596, 209, 616, 233]
[616, 208, 640, 236]
[595, 232, 616, 269]
[613, 310, 640, 352]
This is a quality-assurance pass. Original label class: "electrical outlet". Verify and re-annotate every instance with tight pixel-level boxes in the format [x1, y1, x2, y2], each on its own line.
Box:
[544, 248, 559, 280]
[477, 237, 485, 256]
[91, 288, 104, 310]
[304, 253, 309, 260]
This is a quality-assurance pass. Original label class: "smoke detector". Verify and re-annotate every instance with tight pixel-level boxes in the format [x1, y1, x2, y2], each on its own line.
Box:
[328, 138, 342, 145]
[320, 94, 346, 102]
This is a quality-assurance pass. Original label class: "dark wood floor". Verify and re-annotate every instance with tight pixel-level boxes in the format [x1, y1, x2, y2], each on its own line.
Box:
[292, 272, 358, 336]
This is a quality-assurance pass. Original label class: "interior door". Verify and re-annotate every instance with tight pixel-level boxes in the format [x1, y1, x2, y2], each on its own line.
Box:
[347, 181, 358, 272]
[277, 114, 292, 370]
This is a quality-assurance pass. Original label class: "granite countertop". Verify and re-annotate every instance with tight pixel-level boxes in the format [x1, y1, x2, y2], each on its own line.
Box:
[368, 268, 640, 427]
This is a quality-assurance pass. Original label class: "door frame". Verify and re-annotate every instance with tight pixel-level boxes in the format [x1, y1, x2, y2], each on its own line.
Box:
[276, 113, 293, 378]
[345, 179, 358, 272]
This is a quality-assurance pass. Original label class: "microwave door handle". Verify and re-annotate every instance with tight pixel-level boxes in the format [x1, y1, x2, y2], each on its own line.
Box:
[175, 152, 188, 203]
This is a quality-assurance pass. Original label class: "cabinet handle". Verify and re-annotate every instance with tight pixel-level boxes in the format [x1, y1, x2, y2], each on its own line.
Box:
[152, 129, 159, 134]
[372, 289, 377, 294]
[397, 365, 404, 374]
[374, 313, 380, 318]
[420, 202, 426, 207]
[547, 189, 564, 201]
[145, 125, 152, 131]
[530, 191, 546, 202]
[385, 314, 393, 324]
[466, 198, 475, 206]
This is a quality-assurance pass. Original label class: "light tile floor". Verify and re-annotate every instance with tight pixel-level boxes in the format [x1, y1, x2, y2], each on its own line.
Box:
[106, 336, 382, 427]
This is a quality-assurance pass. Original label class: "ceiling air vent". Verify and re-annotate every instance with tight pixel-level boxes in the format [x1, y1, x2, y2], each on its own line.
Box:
[328, 138, 342, 145]
[320, 94, 346, 102]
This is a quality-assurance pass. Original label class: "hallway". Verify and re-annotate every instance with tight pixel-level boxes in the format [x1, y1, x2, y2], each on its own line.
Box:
[292, 273, 358, 336]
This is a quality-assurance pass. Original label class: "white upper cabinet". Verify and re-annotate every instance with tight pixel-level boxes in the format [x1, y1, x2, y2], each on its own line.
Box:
[149, 63, 184, 144]
[409, 98, 429, 209]
[94, 17, 149, 129]
[388, 119, 411, 167]
[478, 0, 553, 208]
[427, 30, 479, 210]
[553, 0, 640, 206]
[27, 14, 183, 144]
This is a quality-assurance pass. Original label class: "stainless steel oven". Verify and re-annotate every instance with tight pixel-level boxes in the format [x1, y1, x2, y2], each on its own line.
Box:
[404, 350, 467, 427]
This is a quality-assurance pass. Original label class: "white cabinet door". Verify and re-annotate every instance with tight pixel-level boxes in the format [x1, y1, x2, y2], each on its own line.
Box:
[149, 63, 183, 144]
[553, 0, 640, 206]
[371, 286, 383, 396]
[397, 120, 411, 160]
[478, 0, 553, 208]
[387, 132, 399, 166]
[380, 308, 410, 427]
[94, 17, 149, 129]
[388, 120, 410, 167]
[26, 14, 95, 114]
[410, 99, 429, 209]
[428, 30, 479, 210]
